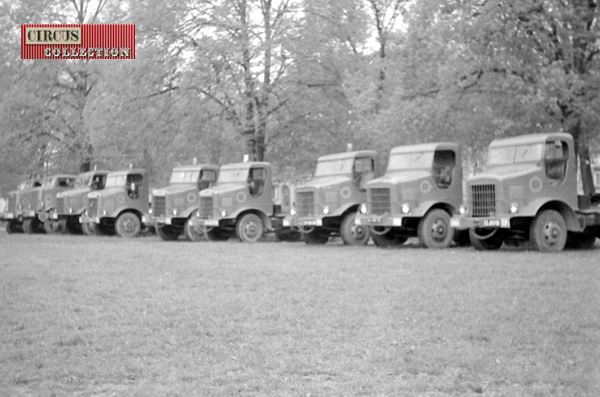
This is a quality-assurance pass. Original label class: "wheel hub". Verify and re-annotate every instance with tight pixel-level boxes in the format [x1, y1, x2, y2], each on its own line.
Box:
[431, 219, 447, 241]
[543, 222, 561, 245]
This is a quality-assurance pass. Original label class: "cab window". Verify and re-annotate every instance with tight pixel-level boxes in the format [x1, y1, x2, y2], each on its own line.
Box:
[248, 167, 266, 197]
[198, 169, 217, 191]
[544, 140, 568, 183]
[432, 150, 456, 189]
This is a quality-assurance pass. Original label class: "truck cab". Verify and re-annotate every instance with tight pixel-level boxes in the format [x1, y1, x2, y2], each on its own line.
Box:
[291, 150, 377, 245]
[190, 161, 295, 242]
[35, 174, 77, 232]
[451, 132, 600, 252]
[146, 163, 219, 241]
[1, 178, 41, 234]
[355, 143, 463, 248]
[51, 170, 109, 234]
[80, 168, 149, 238]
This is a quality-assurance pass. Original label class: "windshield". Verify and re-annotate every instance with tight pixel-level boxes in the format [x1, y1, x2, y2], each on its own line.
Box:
[42, 177, 55, 187]
[217, 168, 248, 183]
[487, 144, 543, 166]
[105, 174, 127, 188]
[314, 158, 354, 177]
[387, 151, 434, 172]
[170, 170, 200, 184]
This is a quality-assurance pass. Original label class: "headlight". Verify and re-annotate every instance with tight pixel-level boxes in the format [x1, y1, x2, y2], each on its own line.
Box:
[510, 202, 518, 214]
[221, 209, 227, 217]
[401, 203, 410, 214]
[196, 211, 201, 218]
[69, 208, 73, 214]
[103, 210, 107, 216]
[85, 209, 89, 216]
[173, 209, 178, 216]
[290, 208, 296, 216]
[459, 205, 467, 215]
[149, 208, 153, 214]
[323, 206, 330, 215]
[359, 203, 367, 214]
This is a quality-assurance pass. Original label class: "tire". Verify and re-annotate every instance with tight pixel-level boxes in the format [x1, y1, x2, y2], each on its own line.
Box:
[301, 228, 329, 245]
[156, 225, 181, 241]
[6, 221, 22, 234]
[340, 212, 370, 245]
[529, 209, 567, 252]
[44, 220, 54, 234]
[115, 212, 142, 238]
[236, 213, 264, 243]
[184, 215, 206, 242]
[23, 219, 34, 234]
[205, 227, 229, 241]
[82, 222, 96, 236]
[53, 219, 68, 234]
[566, 232, 596, 249]
[371, 229, 408, 248]
[417, 209, 454, 249]
[469, 228, 504, 251]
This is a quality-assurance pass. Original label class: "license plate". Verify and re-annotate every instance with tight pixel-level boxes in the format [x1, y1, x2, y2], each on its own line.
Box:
[4, 213, 14, 219]
[301, 219, 319, 226]
[204, 219, 219, 226]
[51, 213, 58, 220]
[450, 218, 460, 227]
[482, 219, 501, 227]
[368, 216, 382, 223]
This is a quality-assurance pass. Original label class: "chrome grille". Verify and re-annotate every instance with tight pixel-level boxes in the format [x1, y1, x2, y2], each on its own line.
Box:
[87, 197, 99, 217]
[471, 184, 496, 217]
[56, 197, 65, 214]
[199, 197, 213, 219]
[369, 188, 390, 215]
[296, 191, 314, 217]
[153, 196, 166, 217]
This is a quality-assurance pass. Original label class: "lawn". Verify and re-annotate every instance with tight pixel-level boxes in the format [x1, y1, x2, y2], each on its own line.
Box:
[0, 234, 599, 396]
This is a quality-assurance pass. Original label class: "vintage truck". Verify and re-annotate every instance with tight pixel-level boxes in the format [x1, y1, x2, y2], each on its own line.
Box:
[80, 167, 150, 238]
[34, 174, 78, 233]
[50, 170, 109, 234]
[145, 163, 219, 241]
[451, 132, 600, 252]
[0, 178, 41, 234]
[355, 142, 464, 248]
[189, 160, 298, 242]
[291, 149, 377, 245]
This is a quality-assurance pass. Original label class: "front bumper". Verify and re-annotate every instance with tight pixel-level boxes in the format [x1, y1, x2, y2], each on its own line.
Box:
[190, 218, 221, 227]
[451, 216, 512, 229]
[291, 217, 323, 227]
[144, 215, 176, 226]
[355, 213, 404, 227]
[80, 214, 101, 224]
[0, 212, 15, 220]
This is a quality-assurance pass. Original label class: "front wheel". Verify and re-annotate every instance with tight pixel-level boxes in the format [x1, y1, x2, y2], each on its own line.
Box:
[115, 212, 141, 238]
[236, 213, 264, 243]
[340, 212, 370, 245]
[5, 220, 22, 234]
[156, 225, 180, 241]
[469, 228, 504, 251]
[418, 209, 454, 249]
[184, 215, 206, 242]
[530, 210, 567, 252]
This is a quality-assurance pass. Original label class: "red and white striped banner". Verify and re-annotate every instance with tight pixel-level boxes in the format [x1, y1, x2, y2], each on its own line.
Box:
[21, 24, 135, 60]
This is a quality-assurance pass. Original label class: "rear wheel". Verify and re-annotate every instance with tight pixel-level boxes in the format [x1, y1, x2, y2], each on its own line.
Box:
[156, 225, 180, 241]
[205, 227, 229, 241]
[236, 213, 264, 243]
[371, 228, 408, 248]
[469, 228, 504, 251]
[301, 228, 329, 245]
[530, 210, 567, 252]
[6, 221, 22, 234]
[340, 212, 370, 245]
[115, 212, 141, 238]
[418, 209, 454, 249]
[566, 232, 597, 249]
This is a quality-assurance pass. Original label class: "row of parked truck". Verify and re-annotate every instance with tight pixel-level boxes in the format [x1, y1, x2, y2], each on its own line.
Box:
[2, 132, 600, 252]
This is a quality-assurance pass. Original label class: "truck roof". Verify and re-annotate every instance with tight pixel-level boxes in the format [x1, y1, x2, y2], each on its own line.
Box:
[318, 150, 377, 162]
[220, 162, 271, 170]
[78, 170, 110, 178]
[107, 168, 147, 176]
[490, 132, 573, 147]
[390, 142, 459, 155]
[172, 164, 219, 172]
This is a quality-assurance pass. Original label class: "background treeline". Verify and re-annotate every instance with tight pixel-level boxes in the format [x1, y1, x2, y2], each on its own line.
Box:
[1, 0, 599, 195]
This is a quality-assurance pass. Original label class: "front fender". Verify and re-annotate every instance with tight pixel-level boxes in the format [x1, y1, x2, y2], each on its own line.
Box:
[331, 202, 360, 218]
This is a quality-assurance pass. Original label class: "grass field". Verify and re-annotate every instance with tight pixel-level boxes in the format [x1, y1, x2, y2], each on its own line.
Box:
[1, 234, 599, 396]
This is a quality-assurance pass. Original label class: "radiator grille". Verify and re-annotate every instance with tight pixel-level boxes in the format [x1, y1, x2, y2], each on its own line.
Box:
[153, 196, 166, 217]
[471, 184, 496, 217]
[369, 188, 391, 215]
[199, 197, 213, 219]
[87, 197, 99, 217]
[296, 191, 314, 217]
[56, 197, 65, 214]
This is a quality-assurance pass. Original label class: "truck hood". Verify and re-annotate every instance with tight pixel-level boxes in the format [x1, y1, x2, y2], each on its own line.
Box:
[471, 164, 538, 183]
[201, 183, 244, 197]
[153, 184, 195, 196]
[367, 170, 430, 187]
[298, 176, 349, 190]
[60, 187, 90, 198]
[90, 186, 126, 198]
